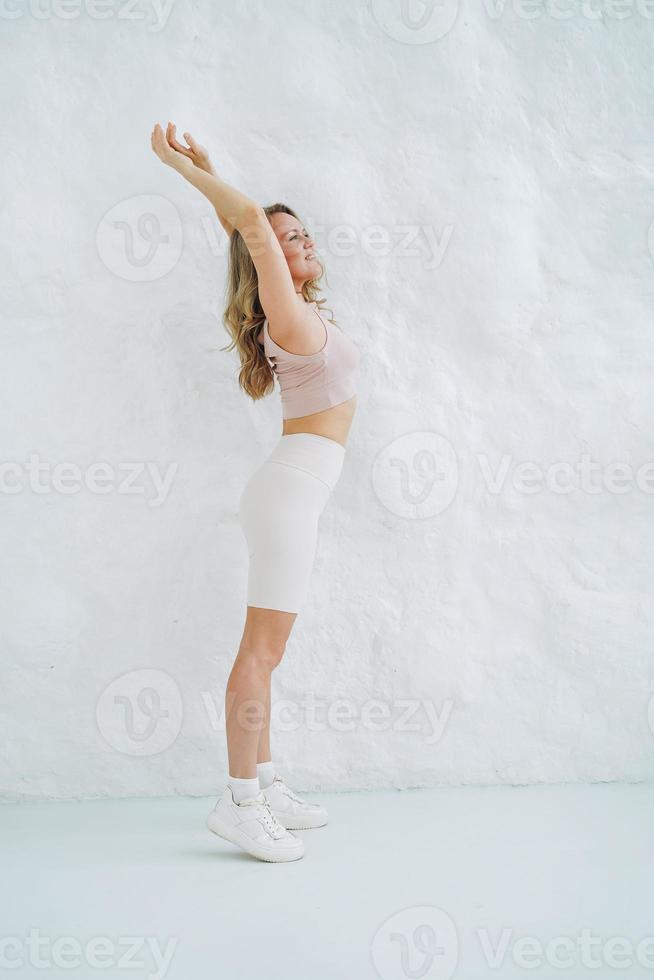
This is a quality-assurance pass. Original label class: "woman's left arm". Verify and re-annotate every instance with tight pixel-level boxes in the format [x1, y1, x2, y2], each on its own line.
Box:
[164, 125, 235, 237]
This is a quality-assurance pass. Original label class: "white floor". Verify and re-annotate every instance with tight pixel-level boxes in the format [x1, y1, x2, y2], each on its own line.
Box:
[0, 783, 652, 980]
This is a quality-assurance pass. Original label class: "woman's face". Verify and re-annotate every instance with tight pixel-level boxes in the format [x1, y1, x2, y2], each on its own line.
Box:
[269, 212, 321, 289]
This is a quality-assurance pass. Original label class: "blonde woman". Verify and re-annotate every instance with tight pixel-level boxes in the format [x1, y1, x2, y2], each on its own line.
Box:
[151, 123, 360, 862]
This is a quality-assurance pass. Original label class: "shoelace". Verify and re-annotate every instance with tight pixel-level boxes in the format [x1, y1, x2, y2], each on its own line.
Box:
[273, 779, 305, 805]
[241, 793, 286, 837]
[259, 798, 286, 837]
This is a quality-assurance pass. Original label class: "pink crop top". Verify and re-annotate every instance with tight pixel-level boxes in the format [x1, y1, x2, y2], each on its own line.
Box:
[258, 303, 360, 420]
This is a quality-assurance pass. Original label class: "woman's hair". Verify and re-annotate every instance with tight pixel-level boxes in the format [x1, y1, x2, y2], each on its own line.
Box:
[221, 203, 333, 400]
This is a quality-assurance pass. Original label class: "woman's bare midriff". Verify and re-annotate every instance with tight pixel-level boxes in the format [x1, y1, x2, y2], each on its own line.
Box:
[282, 395, 357, 448]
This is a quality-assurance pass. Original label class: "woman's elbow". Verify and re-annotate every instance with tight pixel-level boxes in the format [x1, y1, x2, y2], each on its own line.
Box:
[235, 205, 266, 233]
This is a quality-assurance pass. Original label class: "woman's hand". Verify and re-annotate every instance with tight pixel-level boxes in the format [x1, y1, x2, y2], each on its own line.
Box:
[150, 122, 193, 176]
[150, 121, 244, 238]
[165, 123, 215, 175]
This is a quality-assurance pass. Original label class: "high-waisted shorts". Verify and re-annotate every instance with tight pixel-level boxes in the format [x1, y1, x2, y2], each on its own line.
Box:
[238, 432, 346, 614]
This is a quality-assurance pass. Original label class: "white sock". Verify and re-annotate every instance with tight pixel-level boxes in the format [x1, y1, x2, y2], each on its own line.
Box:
[228, 775, 260, 804]
[257, 760, 276, 790]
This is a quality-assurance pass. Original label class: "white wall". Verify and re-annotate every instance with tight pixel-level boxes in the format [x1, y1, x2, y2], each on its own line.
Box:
[1, 1, 653, 800]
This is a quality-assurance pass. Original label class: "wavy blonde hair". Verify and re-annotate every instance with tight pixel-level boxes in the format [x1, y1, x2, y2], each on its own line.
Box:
[222, 203, 334, 400]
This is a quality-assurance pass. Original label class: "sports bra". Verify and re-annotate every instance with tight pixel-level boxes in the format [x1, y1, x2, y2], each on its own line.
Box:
[257, 303, 360, 420]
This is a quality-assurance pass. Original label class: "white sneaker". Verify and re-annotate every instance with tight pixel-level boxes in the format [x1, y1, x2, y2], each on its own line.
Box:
[207, 787, 304, 863]
[262, 776, 328, 830]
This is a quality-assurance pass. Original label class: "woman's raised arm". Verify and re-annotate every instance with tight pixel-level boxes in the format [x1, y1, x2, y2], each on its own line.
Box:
[151, 122, 259, 233]
[151, 122, 305, 339]
[164, 124, 235, 238]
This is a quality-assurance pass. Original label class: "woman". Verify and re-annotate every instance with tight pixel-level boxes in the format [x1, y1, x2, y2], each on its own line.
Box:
[151, 123, 360, 862]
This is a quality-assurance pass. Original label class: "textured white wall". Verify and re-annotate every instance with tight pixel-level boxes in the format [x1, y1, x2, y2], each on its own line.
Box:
[1, 1, 653, 801]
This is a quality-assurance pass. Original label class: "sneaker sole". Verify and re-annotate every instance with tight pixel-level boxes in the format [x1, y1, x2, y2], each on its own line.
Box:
[274, 811, 328, 831]
[206, 813, 304, 863]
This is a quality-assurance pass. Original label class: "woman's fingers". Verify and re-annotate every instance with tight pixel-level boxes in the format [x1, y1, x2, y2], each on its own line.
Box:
[151, 123, 162, 155]
[166, 121, 183, 150]
[157, 124, 169, 155]
[151, 123, 173, 161]
[151, 121, 199, 176]
[183, 131, 211, 169]
[166, 121, 193, 158]
[166, 121, 180, 148]
[183, 131, 199, 152]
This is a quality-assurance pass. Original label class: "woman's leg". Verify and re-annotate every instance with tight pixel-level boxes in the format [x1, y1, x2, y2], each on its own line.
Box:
[209, 604, 304, 863]
[225, 605, 297, 779]
[257, 671, 272, 766]
[231, 438, 342, 789]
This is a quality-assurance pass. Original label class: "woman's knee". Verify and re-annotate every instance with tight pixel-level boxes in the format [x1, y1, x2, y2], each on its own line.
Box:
[237, 636, 287, 673]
